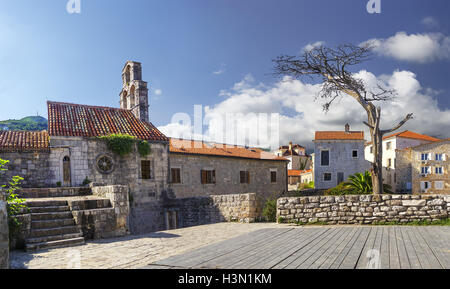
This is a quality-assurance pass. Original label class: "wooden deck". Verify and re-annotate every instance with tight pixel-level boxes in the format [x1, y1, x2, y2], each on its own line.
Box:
[145, 226, 450, 269]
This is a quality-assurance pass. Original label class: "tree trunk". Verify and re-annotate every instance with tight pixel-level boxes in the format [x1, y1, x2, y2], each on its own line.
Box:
[368, 106, 384, 195]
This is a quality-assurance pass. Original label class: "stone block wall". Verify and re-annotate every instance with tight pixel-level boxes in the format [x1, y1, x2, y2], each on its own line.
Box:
[0, 196, 9, 269]
[170, 193, 260, 229]
[277, 194, 450, 225]
[0, 151, 53, 188]
[72, 185, 130, 239]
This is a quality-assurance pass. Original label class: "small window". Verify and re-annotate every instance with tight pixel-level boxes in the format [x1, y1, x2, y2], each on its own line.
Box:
[421, 181, 431, 190]
[435, 154, 444, 161]
[240, 171, 250, 184]
[201, 170, 216, 184]
[388, 159, 392, 168]
[141, 160, 151, 179]
[321, 150, 330, 166]
[171, 168, 181, 184]
[421, 153, 430, 161]
[435, 167, 443, 175]
[270, 171, 277, 183]
[435, 181, 444, 190]
[421, 167, 430, 175]
[324, 173, 332, 182]
[386, 142, 392, 150]
[369, 146, 373, 154]
[352, 150, 358, 158]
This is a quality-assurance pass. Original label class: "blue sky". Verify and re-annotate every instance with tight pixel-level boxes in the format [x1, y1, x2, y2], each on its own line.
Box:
[1, 0, 449, 146]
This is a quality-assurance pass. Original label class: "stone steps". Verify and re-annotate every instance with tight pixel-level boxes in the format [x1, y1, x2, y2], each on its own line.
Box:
[26, 232, 84, 244]
[31, 211, 74, 221]
[31, 219, 76, 230]
[30, 226, 81, 238]
[19, 188, 92, 199]
[25, 237, 85, 252]
[24, 198, 86, 252]
[29, 206, 71, 214]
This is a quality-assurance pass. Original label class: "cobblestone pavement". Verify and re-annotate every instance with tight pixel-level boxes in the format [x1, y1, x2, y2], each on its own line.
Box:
[10, 223, 286, 269]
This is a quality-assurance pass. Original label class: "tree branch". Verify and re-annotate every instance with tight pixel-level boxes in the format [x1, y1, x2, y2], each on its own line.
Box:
[381, 113, 414, 135]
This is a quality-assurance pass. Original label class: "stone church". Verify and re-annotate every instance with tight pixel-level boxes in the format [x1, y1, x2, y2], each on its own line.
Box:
[0, 61, 288, 234]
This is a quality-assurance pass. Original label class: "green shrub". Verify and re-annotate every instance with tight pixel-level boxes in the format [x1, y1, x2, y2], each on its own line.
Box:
[82, 177, 92, 186]
[99, 134, 136, 156]
[56, 181, 62, 187]
[263, 199, 277, 222]
[137, 140, 151, 157]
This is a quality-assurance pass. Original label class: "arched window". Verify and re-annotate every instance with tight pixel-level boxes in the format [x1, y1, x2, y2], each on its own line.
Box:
[124, 66, 131, 84]
[129, 85, 136, 108]
[63, 156, 71, 186]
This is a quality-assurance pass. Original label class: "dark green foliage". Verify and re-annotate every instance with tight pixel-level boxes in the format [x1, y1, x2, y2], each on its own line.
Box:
[263, 199, 277, 222]
[137, 140, 151, 157]
[1, 158, 27, 235]
[99, 134, 137, 156]
[326, 171, 393, 195]
[0, 116, 47, 131]
[82, 177, 92, 186]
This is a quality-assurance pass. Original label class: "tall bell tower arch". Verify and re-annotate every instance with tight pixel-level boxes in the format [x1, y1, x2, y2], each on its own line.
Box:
[119, 61, 149, 123]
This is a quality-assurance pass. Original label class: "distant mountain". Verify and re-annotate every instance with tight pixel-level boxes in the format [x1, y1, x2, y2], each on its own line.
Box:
[0, 116, 48, 131]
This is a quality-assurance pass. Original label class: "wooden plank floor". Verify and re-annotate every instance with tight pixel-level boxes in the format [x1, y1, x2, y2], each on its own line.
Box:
[144, 226, 450, 269]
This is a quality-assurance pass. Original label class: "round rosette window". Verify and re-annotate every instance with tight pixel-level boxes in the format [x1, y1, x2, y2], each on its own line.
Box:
[96, 155, 115, 174]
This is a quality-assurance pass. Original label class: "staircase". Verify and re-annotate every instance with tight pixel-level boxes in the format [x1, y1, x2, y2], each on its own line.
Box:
[26, 200, 85, 252]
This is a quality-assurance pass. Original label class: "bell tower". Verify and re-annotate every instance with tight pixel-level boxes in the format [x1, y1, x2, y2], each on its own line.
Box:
[120, 61, 149, 123]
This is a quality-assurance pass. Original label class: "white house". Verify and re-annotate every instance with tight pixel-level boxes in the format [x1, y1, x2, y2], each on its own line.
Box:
[364, 130, 440, 192]
[314, 124, 371, 190]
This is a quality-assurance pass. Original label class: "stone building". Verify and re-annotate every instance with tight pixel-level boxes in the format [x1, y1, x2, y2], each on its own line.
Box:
[397, 139, 449, 194]
[0, 60, 290, 236]
[313, 124, 371, 190]
[365, 130, 441, 192]
[275, 142, 311, 172]
[169, 138, 288, 200]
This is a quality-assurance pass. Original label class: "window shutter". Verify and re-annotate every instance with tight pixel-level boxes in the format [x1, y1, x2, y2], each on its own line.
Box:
[420, 182, 424, 190]
[443, 154, 447, 161]
[428, 153, 433, 161]
[212, 170, 216, 184]
[201, 170, 206, 184]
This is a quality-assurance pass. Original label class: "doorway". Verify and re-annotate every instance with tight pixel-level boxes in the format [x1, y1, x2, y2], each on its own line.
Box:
[63, 156, 71, 187]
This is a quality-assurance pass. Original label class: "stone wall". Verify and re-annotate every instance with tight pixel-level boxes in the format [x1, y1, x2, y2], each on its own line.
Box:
[277, 194, 450, 225]
[169, 153, 287, 200]
[0, 194, 9, 269]
[169, 193, 260, 229]
[72, 185, 130, 239]
[0, 151, 53, 188]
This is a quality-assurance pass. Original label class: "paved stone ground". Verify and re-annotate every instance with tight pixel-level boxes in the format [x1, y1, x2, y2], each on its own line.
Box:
[10, 223, 285, 269]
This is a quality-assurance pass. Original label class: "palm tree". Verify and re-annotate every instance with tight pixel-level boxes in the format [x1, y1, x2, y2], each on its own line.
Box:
[342, 171, 393, 195]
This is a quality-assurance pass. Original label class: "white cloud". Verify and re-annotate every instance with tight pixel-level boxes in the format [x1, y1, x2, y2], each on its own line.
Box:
[364, 32, 450, 63]
[421, 17, 439, 29]
[158, 71, 450, 150]
[154, 89, 162, 96]
[303, 41, 325, 52]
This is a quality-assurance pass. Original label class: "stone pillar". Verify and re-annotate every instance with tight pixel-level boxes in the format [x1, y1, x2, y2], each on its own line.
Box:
[0, 193, 9, 269]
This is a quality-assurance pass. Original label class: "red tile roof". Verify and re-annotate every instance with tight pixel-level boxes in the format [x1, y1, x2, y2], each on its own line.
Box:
[47, 101, 168, 142]
[383, 130, 440, 142]
[170, 138, 288, 161]
[315, 131, 365, 141]
[0, 131, 49, 152]
[288, 169, 312, 176]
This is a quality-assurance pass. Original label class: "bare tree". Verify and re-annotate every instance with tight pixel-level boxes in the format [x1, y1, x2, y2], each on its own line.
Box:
[273, 44, 413, 194]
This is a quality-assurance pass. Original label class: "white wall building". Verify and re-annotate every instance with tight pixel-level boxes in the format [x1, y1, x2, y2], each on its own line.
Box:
[314, 124, 371, 190]
[364, 130, 440, 192]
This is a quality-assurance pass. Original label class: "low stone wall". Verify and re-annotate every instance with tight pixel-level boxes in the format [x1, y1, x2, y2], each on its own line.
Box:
[0, 197, 9, 269]
[277, 194, 450, 225]
[18, 187, 91, 199]
[170, 193, 260, 229]
[73, 185, 130, 239]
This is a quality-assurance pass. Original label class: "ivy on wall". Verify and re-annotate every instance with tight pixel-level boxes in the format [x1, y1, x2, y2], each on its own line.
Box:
[99, 134, 151, 157]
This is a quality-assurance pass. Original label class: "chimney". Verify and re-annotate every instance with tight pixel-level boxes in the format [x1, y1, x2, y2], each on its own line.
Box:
[345, 123, 350, 133]
[289, 142, 293, 151]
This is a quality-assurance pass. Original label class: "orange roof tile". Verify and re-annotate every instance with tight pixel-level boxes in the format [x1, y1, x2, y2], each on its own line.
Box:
[47, 101, 168, 142]
[288, 169, 312, 176]
[0, 131, 49, 152]
[170, 138, 288, 161]
[315, 131, 365, 141]
[383, 130, 440, 142]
